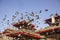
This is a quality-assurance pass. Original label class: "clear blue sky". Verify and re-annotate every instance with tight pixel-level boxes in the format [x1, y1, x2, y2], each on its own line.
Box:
[0, 0, 60, 32]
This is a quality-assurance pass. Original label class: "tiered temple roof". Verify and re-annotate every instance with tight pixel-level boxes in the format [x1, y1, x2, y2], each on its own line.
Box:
[2, 20, 45, 39]
[37, 14, 60, 35]
[3, 28, 45, 39]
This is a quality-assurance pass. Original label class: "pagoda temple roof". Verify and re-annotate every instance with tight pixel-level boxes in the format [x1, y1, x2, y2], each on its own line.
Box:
[45, 15, 60, 21]
[13, 20, 28, 27]
[3, 29, 45, 39]
[37, 26, 60, 34]
[13, 20, 35, 28]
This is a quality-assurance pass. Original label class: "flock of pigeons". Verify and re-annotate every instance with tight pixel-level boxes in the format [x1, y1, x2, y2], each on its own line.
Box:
[1, 9, 48, 30]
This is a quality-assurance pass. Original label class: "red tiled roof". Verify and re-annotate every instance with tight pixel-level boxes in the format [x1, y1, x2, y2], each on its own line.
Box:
[37, 26, 60, 34]
[13, 20, 28, 27]
[3, 29, 44, 39]
[13, 20, 35, 28]
[45, 16, 60, 21]
[5, 31, 43, 38]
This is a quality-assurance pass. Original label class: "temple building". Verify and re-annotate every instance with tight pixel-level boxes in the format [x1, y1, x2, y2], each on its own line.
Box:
[0, 20, 45, 40]
[37, 14, 60, 40]
[0, 14, 60, 40]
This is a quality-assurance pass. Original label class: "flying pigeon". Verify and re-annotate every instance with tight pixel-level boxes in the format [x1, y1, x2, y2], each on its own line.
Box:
[15, 11, 19, 15]
[12, 15, 16, 21]
[30, 12, 34, 16]
[40, 10, 42, 13]
[3, 18, 6, 21]
[7, 20, 9, 25]
[36, 15, 39, 19]
[45, 9, 48, 11]
[5, 14, 7, 17]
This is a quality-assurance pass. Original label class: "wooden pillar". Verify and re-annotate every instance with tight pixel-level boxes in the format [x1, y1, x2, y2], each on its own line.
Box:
[56, 34, 58, 40]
